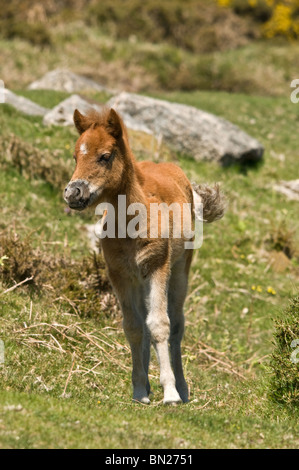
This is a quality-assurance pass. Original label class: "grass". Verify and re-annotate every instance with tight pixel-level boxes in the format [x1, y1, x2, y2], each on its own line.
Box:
[0, 387, 298, 449]
[0, 80, 299, 448]
[1, 22, 299, 96]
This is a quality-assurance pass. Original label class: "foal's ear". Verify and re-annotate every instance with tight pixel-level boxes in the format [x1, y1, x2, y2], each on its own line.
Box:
[107, 108, 122, 139]
[73, 109, 90, 134]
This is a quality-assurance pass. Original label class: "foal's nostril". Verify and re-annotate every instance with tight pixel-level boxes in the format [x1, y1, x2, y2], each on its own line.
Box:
[64, 180, 90, 208]
[64, 185, 82, 201]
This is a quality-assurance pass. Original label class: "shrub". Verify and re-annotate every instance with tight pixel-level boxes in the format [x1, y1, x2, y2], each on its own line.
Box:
[230, 0, 272, 22]
[0, 134, 73, 190]
[0, 229, 113, 318]
[269, 296, 299, 406]
[0, 20, 52, 46]
[263, 2, 299, 39]
[0, 1, 54, 46]
[87, 0, 256, 53]
[218, 0, 299, 39]
[0, 231, 42, 286]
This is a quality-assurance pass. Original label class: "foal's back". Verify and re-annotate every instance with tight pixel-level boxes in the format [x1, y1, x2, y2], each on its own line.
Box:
[135, 161, 193, 207]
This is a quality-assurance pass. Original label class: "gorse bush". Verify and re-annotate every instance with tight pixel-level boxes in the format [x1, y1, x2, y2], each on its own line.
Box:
[1, 0, 299, 49]
[270, 296, 299, 406]
[219, 0, 299, 39]
[219, 0, 272, 21]
[263, 2, 299, 39]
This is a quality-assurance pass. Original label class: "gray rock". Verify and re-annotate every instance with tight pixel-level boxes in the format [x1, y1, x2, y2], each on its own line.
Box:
[108, 92, 264, 165]
[3, 89, 48, 116]
[119, 113, 152, 135]
[28, 69, 114, 95]
[43, 94, 103, 126]
[274, 180, 299, 201]
[43, 94, 152, 133]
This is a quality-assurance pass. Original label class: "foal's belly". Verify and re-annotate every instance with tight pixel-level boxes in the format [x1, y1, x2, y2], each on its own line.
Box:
[101, 236, 187, 287]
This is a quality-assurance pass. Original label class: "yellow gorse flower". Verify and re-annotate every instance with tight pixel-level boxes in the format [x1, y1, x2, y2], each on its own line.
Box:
[263, 4, 293, 38]
[217, 0, 231, 6]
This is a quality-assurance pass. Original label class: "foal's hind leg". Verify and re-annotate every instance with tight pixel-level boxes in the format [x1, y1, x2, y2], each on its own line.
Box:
[146, 267, 181, 404]
[168, 253, 192, 403]
[139, 293, 151, 396]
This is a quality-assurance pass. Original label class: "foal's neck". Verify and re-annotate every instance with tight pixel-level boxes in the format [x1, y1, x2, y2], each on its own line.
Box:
[108, 142, 146, 211]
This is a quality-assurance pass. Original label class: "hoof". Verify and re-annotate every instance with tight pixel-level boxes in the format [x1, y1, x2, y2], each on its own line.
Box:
[179, 394, 189, 404]
[133, 396, 150, 405]
[163, 398, 182, 405]
[163, 390, 182, 405]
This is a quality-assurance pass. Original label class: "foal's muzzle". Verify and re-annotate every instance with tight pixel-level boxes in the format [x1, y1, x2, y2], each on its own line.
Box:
[64, 180, 91, 210]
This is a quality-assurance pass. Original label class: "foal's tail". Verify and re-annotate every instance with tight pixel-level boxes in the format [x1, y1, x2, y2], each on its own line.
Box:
[192, 182, 226, 223]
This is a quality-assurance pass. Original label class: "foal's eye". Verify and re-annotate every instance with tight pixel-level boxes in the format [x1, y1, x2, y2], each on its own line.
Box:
[97, 152, 111, 164]
[73, 154, 77, 161]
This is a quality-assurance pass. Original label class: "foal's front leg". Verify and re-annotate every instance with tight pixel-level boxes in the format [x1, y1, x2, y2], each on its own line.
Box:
[121, 297, 150, 404]
[108, 270, 150, 404]
[146, 268, 181, 404]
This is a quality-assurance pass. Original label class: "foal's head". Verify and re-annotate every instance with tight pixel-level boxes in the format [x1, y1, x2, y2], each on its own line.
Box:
[64, 108, 128, 210]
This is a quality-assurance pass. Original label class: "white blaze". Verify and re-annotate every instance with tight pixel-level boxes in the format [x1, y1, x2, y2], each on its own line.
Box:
[80, 143, 88, 155]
